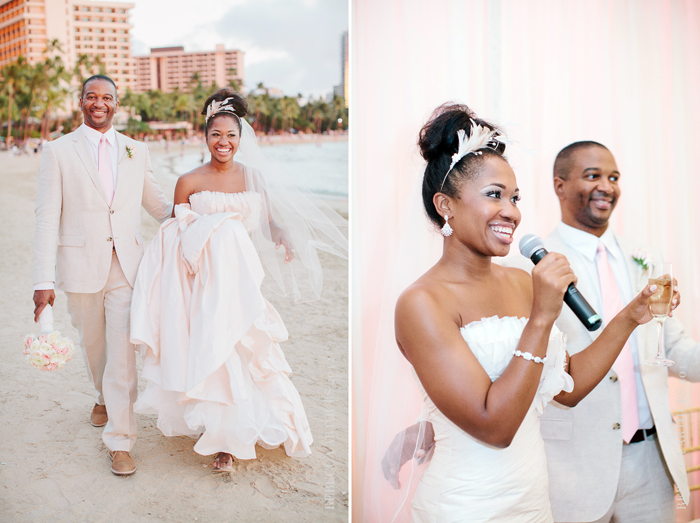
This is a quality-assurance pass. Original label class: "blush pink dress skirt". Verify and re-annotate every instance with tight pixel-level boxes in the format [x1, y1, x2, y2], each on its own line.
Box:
[130, 190, 312, 459]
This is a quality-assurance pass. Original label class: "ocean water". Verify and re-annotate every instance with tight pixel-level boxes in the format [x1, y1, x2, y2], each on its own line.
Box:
[165, 141, 348, 198]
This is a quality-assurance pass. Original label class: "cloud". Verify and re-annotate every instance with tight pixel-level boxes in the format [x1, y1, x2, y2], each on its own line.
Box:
[130, 0, 347, 97]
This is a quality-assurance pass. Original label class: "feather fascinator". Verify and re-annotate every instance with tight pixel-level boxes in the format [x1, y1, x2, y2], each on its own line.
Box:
[440, 123, 504, 190]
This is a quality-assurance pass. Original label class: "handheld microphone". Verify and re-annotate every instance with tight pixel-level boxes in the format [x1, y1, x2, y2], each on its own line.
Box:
[519, 234, 602, 332]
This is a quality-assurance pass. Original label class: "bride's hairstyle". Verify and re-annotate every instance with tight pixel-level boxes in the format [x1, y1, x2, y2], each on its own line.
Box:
[201, 88, 248, 134]
[418, 103, 507, 227]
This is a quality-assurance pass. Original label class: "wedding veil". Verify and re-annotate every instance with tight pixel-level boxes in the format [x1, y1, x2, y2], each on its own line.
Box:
[362, 178, 443, 522]
[235, 119, 348, 302]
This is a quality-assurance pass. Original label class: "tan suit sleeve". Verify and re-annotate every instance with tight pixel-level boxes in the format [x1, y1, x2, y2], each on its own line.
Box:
[141, 145, 172, 222]
[33, 143, 62, 285]
[665, 316, 700, 382]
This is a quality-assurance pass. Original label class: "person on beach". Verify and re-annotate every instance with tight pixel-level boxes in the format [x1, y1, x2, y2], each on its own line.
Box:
[32, 74, 172, 476]
[382, 104, 675, 522]
[129, 88, 348, 471]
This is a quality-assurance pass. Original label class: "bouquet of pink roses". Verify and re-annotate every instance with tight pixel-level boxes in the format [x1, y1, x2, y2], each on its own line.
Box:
[23, 305, 76, 371]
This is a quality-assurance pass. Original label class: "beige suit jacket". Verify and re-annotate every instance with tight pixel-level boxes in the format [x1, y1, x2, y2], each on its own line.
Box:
[537, 228, 698, 521]
[33, 126, 172, 293]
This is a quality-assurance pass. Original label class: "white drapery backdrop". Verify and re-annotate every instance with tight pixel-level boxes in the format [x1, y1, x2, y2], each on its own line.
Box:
[352, 0, 700, 520]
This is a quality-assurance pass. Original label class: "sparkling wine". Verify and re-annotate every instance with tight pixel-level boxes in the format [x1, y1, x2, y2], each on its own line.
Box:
[648, 277, 672, 318]
[645, 262, 674, 367]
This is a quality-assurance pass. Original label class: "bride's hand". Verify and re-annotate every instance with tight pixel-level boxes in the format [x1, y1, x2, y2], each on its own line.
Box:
[623, 279, 680, 326]
[272, 226, 294, 263]
[530, 252, 576, 325]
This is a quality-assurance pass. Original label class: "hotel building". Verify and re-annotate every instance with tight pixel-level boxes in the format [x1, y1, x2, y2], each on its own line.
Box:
[332, 30, 348, 100]
[0, 0, 135, 91]
[133, 44, 244, 93]
[341, 30, 348, 100]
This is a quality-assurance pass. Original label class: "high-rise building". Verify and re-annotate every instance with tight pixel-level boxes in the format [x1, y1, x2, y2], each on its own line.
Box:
[0, 0, 136, 91]
[332, 30, 348, 101]
[133, 44, 244, 93]
[341, 30, 348, 100]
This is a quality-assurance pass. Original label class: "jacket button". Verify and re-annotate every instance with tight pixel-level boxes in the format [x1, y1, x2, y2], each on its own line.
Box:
[107, 237, 113, 242]
[613, 423, 621, 430]
[610, 376, 618, 382]
[110, 209, 114, 214]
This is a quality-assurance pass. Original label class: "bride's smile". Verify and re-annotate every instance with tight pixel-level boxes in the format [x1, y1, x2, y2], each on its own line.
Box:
[440, 156, 520, 259]
[207, 120, 240, 163]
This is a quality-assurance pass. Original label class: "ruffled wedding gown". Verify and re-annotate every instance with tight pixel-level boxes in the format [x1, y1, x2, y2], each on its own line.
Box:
[411, 316, 573, 523]
[130, 190, 312, 459]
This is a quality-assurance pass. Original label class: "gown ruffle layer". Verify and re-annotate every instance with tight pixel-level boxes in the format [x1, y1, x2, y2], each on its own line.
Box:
[131, 191, 312, 459]
[411, 316, 573, 523]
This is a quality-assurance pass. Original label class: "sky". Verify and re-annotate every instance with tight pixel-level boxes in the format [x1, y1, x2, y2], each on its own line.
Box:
[129, 0, 348, 98]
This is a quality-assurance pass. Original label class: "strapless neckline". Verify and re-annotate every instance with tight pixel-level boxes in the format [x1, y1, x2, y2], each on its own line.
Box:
[185, 190, 263, 234]
[189, 189, 253, 199]
[460, 315, 527, 331]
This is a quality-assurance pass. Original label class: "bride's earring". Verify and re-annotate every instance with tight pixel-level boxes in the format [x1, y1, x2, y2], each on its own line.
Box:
[441, 215, 453, 237]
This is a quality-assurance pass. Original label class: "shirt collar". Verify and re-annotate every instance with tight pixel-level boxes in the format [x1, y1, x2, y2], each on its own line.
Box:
[81, 123, 117, 149]
[556, 222, 621, 262]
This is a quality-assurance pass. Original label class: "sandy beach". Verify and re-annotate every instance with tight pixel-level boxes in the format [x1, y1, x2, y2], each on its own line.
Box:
[0, 148, 348, 522]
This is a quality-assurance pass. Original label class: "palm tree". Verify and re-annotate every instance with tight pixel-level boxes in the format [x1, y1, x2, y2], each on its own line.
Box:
[308, 97, 326, 134]
[0, 55, 28, 144]
[187, 72, 210, 131]
[280, 96, 300, 132]
[172, 88, 191, 121]
[41, 52, 71, 139]
[21, 60, 46, 140]
[20, 41, 66, 140]
[227, 68, 241, 93]
[330, 95, 347, 131]
[40, 82, 70, 139]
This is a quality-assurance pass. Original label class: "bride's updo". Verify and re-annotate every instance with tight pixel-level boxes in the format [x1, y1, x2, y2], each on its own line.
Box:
[418, 103, 507, 227]
[202, 88, 248, 134]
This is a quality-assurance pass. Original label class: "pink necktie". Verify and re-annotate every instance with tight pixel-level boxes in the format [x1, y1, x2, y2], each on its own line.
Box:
[596, 242, 639, 443]
[98, 135, 114, 205]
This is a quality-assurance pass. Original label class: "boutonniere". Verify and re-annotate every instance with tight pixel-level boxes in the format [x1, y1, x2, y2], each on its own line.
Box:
[632, 249, 652, 271]
[126, 146, 134, 158]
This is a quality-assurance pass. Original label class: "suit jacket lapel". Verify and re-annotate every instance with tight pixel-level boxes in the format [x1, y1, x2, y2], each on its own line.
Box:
[616, 236, 652, 362]
[116, 132, 129, 165]
[72, 127, 110, 205]
[546, 228, 600, 343]
[113, 132, 134, 208]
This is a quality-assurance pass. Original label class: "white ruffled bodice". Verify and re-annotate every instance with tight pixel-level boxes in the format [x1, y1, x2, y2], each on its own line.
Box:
[459, 316, 572, 414]
[411, 316, 573, 523]
[188, 190, 263, 233]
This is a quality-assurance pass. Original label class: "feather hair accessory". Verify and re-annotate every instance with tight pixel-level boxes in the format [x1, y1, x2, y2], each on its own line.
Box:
[439, 123, 504, 190]
[205, 97, 239, 123]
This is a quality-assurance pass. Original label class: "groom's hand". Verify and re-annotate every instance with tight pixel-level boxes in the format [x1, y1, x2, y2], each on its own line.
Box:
[33, 289, 55, 322]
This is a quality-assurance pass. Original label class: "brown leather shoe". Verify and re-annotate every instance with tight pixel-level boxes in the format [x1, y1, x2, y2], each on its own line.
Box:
[91, 404, 108, 427]
[109, 451, 136, 476]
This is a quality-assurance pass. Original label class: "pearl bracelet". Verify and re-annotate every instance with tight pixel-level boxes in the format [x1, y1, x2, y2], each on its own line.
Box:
[513, 349, 547, 364]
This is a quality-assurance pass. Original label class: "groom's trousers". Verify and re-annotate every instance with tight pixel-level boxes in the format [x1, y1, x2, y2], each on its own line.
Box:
[66, 250, 137, 452]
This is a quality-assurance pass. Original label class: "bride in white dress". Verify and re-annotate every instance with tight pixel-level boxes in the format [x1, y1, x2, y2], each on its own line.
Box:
[130, 89, 347, 470]
[388, 104, 661, 522]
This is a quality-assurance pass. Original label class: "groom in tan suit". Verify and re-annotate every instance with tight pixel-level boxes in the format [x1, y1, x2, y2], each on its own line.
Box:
[33, 75, 172, 475]
[540, 142, 700, 523]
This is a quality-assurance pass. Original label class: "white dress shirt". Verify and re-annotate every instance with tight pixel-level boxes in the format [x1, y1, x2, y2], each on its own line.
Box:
[81, 123, 119, 185]
[555, 222, 653, 429]
[34, 124, 119, 291]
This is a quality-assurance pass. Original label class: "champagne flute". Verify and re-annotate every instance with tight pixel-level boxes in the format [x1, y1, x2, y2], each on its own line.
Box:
[644, 262, 674, 367]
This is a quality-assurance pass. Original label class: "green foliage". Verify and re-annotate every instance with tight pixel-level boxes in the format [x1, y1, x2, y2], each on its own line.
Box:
[0, 39, 86, 141]
[118, 81, 348, 136]
[0, 48, 349, 140]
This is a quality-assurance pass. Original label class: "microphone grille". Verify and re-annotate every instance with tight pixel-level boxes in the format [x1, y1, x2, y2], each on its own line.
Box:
[519, 234, 544, 259]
